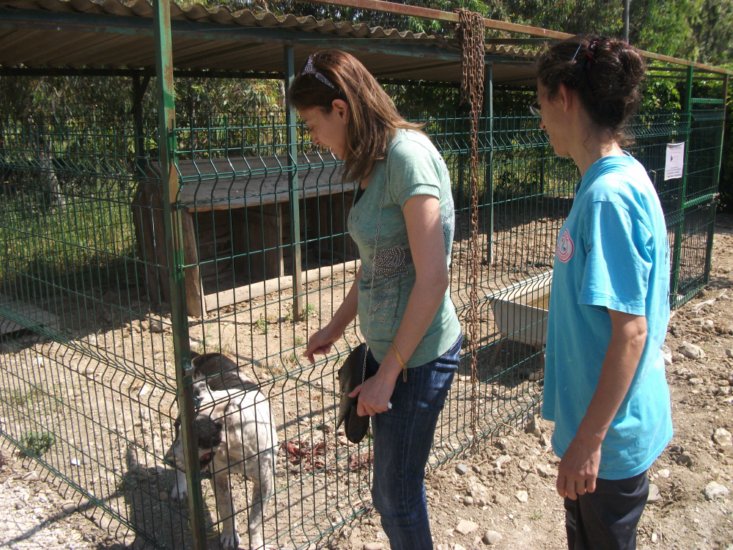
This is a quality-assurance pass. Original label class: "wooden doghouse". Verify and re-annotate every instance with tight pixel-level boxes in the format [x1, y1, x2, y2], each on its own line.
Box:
[133, 156, 358, 316]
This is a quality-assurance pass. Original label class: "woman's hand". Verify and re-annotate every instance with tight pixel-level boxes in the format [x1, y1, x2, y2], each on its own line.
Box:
[303, 276, 360, 364]
[304, 326, 340, 364]
[349, 366, 400, 416]
[556, 434, 602, 500]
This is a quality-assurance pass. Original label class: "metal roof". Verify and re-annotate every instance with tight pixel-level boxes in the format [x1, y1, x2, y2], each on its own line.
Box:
[0, 0, 538, 84]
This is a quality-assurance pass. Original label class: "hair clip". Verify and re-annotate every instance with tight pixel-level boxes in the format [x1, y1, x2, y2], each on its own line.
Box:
[584, 39, 600, 68]
[570, 42, 583, 63]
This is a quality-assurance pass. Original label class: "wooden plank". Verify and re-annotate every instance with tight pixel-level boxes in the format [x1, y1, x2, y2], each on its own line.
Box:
[245, 203, 285, 283]
[301, 0, 570, 39]
[204, 260, 360, 312]
[0, 294, 58, 336]
[131, 180, 163, 303]
[181, 210, 204, 317]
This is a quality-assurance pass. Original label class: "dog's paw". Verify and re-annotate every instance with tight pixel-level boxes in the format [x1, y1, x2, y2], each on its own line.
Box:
[219, 531, 240, 550]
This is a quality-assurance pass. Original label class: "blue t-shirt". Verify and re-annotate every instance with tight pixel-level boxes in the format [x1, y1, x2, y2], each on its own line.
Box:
[542, 154, 673, 480]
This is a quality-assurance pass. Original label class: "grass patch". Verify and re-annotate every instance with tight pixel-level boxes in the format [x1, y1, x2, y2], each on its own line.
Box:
[1, 386, 44, 407]
[20, 431, 55, 457]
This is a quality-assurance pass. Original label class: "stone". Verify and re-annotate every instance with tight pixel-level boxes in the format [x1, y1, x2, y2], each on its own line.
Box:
[657, 468, 670, 479]
[662, 345, 672, 366]
[463, 496, 474, 506]
[495, 455, 511, 470]
[713, 428, 732, 448]
[482, 530, 503, 545]
[455, 519, 478, 535]
[518, 460, 532, 472]
[726, 348, 733, 359]
[703, 481, 729, 501]
[515, 490, 529, 503]
[702, 319, 715, 331]
[148, 318, 165, 333]
[675, 453, 693, 467]
[62, 502, 77, 514]
[455, 463, 469, 475]
[22, 471, 39, 481]
[537, 464, 555, 478]
[679, 341, 705, 360]
[648, 483, 661, 503]
[363, 543, 385, 550]
[524, 415, 541, 436]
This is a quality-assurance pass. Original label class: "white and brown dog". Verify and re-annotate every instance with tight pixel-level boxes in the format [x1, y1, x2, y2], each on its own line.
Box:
[165, 352, 278, 550]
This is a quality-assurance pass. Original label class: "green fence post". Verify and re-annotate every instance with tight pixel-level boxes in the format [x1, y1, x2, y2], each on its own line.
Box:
[285, 45, 303, 319]
[485, 61, 494, 265]
[152, 2, 207, 548]
[713, 75, 730, 193]
[670, 65, 694, 306]
[704, 74, 729, 283]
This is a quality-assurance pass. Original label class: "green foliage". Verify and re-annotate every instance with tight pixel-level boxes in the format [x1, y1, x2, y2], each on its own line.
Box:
[642, 80, 682, 113]
[20, 431, 55, 458]
[691, 0, 733, 65]
[2, 386, 43, 407]
[630, 0, 702, 59]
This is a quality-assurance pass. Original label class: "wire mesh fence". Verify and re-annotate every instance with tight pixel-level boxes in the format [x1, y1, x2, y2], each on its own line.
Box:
[0, 75, 725, 549]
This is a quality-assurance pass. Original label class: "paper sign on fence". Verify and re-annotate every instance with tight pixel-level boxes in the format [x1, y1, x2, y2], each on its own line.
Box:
[665, 142, 685, 180]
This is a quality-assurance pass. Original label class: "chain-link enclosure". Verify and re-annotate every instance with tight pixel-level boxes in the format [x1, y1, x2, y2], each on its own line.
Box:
[0, 1, 729, 549]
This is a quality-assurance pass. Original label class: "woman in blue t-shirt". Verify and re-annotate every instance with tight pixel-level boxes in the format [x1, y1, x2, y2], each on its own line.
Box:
[535, 36, 673, 549]
[289, 50, 462, 549]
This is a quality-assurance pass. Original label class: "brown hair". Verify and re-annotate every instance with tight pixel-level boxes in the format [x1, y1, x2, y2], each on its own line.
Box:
[536, 35, 646, 144]
[287, 49, 422, 183]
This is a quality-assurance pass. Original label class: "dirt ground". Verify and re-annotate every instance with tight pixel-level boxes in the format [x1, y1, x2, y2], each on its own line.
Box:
[2, 213, 733, 550]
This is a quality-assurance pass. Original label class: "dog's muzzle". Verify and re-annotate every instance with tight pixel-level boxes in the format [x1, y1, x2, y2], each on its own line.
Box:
[199, 452, 214, 469]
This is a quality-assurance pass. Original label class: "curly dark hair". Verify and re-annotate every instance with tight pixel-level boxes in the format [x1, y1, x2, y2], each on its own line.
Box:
[537, 35, 646, 145]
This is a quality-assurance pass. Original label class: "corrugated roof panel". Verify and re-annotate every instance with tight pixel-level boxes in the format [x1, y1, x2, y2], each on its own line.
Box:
[0, 0, 537, 83]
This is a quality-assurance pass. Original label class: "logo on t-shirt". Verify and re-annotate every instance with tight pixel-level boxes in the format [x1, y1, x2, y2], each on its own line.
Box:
[556, 229, 575, 263]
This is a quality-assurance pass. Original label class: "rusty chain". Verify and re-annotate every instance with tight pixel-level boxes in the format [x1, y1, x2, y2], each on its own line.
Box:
[458, 9, 484, 441]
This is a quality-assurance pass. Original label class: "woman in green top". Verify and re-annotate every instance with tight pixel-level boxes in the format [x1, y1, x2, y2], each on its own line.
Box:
[290, 50, 462, 549]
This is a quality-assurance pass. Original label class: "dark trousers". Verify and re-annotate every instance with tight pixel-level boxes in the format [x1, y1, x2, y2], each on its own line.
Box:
[564, 470, 649, 550]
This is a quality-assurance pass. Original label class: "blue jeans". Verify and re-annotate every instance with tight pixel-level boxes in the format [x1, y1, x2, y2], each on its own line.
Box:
[366, 334, 462, 550]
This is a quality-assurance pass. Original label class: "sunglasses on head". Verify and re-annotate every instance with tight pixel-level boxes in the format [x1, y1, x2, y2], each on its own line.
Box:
[301, 55, 339, 91]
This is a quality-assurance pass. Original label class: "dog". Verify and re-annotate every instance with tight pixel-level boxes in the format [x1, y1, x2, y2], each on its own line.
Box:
[165, 352, 278, 550]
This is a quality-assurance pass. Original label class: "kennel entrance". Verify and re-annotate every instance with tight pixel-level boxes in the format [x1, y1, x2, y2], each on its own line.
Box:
[134, 156, 358, 316]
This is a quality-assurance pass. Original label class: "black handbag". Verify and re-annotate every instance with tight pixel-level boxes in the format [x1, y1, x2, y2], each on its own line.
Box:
[336, 343, 372, 443]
